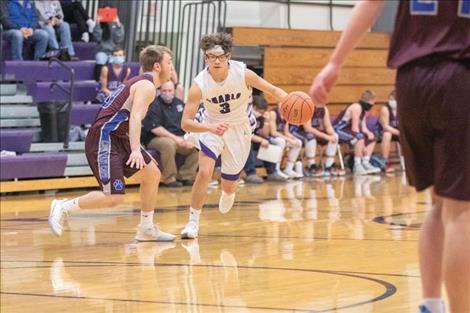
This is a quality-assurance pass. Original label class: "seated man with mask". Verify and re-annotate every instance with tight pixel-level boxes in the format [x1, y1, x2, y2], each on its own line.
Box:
[142, 81, 198, 187]
[333, 90, 381, 175]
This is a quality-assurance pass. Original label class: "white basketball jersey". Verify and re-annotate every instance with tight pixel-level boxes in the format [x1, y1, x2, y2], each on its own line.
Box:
[193, 60, 252, 125]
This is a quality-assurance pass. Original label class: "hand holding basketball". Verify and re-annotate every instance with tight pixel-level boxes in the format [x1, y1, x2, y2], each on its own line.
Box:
[280, 91, 315, 125]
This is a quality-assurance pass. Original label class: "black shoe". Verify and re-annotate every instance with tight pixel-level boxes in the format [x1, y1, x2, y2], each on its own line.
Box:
[180, 180, 194, 186]
[160, 181, 183, 188]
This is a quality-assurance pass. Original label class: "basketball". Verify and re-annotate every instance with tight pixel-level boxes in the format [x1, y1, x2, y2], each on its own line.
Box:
[280, 91, 315, 125]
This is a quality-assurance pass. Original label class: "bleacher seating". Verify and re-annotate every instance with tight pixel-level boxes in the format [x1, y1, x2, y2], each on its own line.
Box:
[0, 153, 67, 180]
[0, 129, 33, 153]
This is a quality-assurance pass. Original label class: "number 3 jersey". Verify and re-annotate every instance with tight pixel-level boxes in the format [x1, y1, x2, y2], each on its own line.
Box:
[193, 60, 252, 125]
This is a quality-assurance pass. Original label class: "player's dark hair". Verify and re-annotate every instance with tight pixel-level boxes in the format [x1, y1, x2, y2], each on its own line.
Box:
[200, 33, 233, 54]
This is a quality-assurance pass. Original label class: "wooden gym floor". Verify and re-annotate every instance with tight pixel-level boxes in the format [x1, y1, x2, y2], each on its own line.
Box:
[1, 174, 432, 312]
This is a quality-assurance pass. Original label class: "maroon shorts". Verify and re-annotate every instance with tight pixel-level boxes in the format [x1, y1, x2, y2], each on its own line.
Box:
[396, 57, 470, 200]
[85, 127, 152, 194]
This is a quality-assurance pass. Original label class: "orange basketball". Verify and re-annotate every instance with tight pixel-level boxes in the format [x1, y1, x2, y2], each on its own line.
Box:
[280, 91, 315, 125]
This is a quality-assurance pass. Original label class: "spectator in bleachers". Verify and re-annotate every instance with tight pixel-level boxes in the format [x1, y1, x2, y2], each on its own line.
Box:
[243, 96, 287, 182]
[96, 47, 130, 103]
[0, 0, 49, 60]
[269, 105, 303, 178]
[93, 11, 125, 81]
[142, 81, 198, 188]
[35, 0, 77, 60]
[59, 0, 95, 42]
[377, 90, 400, 173]
[290, 105, 345, 177]
[333, 90, 381, 175]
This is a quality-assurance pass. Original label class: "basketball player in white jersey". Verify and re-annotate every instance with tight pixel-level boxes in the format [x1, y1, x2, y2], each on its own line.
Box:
[180, 33, 288, 239]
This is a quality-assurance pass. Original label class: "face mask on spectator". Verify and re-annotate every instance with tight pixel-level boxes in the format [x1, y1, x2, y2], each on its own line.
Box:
[161, 94, 174, 104]
[110, 56, 125, 65]
[359, 100, 373, 112]
[388, 100, 397, 109]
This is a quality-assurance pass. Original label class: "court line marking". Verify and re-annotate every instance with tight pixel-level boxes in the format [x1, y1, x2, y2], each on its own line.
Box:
[0, 226, 419, 242]
[1, 262, 397, 312]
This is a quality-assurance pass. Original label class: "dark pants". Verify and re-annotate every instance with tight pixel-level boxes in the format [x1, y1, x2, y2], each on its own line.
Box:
[396, 56, 470, 200]
[62, 1, 90, 35]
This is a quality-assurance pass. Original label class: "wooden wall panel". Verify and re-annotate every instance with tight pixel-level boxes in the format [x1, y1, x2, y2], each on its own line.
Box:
[231, 27, 390, 49]
[265, 67, 395, 85]
[264, 48, 389, 68]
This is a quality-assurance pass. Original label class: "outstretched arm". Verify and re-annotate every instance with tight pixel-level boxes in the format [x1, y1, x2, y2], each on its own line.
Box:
[309, 0, 385, 104]
[245, 69, 288, 103]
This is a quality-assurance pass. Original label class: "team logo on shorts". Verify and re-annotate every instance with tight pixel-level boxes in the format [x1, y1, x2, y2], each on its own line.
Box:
[113, 179, 124, 191]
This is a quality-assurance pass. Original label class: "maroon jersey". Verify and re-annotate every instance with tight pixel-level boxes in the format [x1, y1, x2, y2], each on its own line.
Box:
[92, 73, 154, 139]
[388, 0, 470, 68]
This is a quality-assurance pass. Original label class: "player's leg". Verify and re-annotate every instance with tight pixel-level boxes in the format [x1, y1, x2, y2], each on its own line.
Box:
[218, 123, 252, 214]
[49, 133, 126, 236]
[418, 191, 445, 313]
[135, 159, 176, 242]
[181, 151, 217, 239]
[441, 198, 470, 313]
[362, 139, 381, 174]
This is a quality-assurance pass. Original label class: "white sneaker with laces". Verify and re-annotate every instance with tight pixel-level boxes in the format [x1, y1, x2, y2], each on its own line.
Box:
[181, 220, 199, 239]
[49, 199, 69, 236]
[135, 224, 176, 242]
[362, 161, 381, 174]
[219, 191, 235, 214]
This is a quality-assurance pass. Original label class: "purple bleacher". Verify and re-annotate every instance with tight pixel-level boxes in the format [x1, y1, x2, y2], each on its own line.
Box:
[2, 61, 95, 82]
[2, 61, 140, 82]
[0, 152, 67, 180]
[73, 42, 97, 61]
[1, 40, 96, 61]
[0, 129, 33, 153]
[70, 103, 100, 125]
[26, 81, 98, 102]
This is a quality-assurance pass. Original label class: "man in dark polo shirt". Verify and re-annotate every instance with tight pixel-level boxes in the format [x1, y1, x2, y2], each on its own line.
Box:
[143, 81, 198, 187]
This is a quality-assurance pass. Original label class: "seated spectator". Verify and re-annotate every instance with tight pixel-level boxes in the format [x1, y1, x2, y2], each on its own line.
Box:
[333, 90, 381, 175]
[243, 96, 287, 182]
[377, 90, 400, 173]
[0, 0, 49, 60]
[269, 105, 303, 178]
[290, 105, 345, 176]
[96, 47, 130, 103]
[59, 0, 95, 42]
[93, 12, 124, 81]
[142, 81, 198, 188]
[35, 0, 77, 60]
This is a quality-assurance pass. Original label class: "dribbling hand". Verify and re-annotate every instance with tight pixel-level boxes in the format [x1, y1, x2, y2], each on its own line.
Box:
[209, 123, 229, 136]
[126, 150, 145, 170]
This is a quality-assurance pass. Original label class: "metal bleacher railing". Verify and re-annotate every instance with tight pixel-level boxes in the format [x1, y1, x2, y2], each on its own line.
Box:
[80, 0, 354, 98]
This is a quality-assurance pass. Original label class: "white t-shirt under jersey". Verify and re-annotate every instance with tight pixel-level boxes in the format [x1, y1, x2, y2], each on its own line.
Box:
[193, 60, 252, 125]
